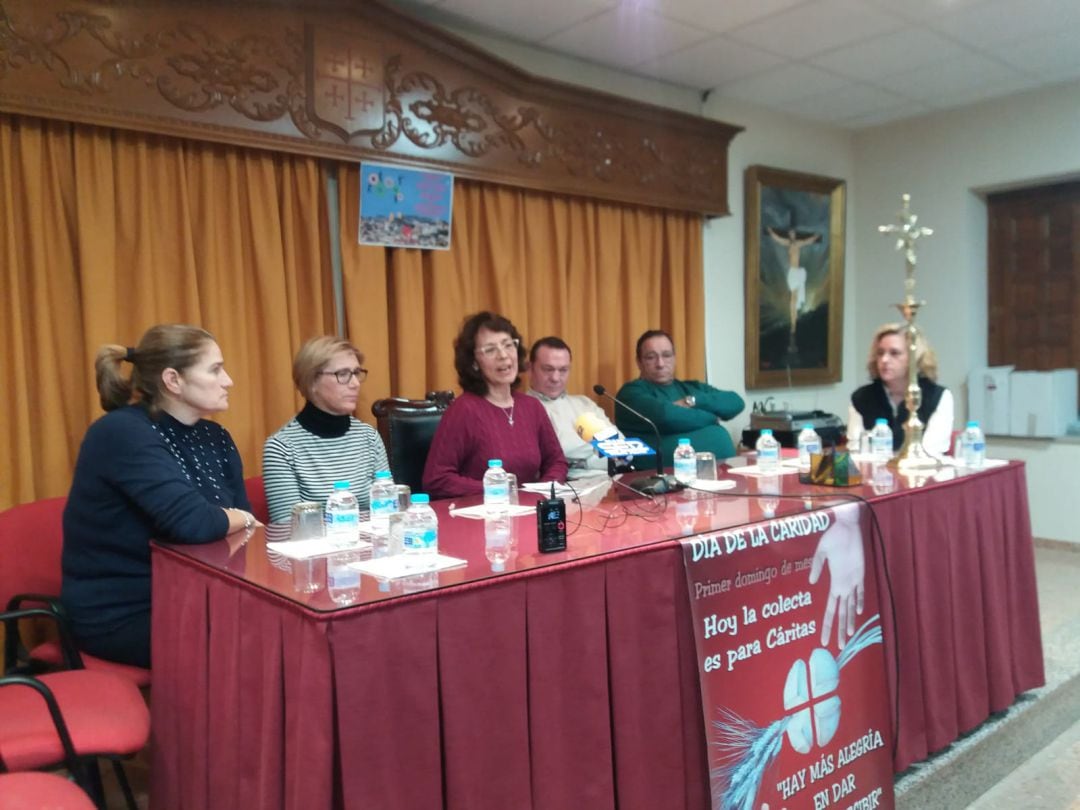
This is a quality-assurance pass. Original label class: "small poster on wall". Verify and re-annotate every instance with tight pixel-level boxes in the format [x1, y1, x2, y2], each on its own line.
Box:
[358, 161, 454, 249]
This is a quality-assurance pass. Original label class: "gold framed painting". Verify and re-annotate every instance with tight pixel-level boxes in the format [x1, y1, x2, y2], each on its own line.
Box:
[744, 165, 846, 389]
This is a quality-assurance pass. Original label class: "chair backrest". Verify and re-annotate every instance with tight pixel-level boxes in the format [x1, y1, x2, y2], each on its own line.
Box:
[371, 391, 455, 492]
[0, 496, 67, 605]
[244, 476, 270, 525]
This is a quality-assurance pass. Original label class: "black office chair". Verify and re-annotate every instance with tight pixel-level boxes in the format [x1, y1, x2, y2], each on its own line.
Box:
[371, 391, 455, 492]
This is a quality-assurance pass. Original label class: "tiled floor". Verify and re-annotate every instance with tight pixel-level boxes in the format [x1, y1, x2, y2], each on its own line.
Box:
[968, 543, 1080, 809]
[970, 718, 1080, 809]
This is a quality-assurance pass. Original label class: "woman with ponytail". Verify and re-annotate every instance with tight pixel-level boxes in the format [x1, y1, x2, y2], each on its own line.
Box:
[62, 324, 257, 668]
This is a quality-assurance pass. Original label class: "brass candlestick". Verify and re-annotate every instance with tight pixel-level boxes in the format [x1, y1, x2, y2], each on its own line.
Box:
[878, 194, 939, 471]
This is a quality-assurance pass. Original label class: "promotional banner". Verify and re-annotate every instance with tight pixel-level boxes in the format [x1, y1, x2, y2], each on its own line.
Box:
[681, 502, 894, 810]
[358, 161, 453, 249]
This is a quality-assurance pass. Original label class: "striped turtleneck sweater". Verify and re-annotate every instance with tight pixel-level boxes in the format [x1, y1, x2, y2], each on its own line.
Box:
[262, 401, 389, 523]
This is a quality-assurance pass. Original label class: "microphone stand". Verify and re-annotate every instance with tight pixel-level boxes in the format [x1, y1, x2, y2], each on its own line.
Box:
[593, 384, 683, 496]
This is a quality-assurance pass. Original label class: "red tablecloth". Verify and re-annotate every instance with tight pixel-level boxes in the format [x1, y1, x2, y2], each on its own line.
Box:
[150, 462, 1043, 809]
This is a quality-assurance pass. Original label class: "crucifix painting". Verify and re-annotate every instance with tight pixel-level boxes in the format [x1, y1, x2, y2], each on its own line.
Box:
[744, 166, 847, 389]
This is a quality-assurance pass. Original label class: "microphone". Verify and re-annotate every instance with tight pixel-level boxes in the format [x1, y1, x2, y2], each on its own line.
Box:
[593, 384, 682, 495]
[574, 411, 619, 443]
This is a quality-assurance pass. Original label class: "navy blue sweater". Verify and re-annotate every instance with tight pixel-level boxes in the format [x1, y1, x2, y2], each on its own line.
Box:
[61, 404, 250, 651]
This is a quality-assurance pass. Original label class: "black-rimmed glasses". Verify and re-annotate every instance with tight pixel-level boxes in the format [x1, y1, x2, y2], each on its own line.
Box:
[318, 367, 368, 384]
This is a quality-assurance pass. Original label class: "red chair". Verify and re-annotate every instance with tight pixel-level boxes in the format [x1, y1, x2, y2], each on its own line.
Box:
[245, 475, 270, 525]
[0, 771, 96, 809]
[0, 610, 150, 809]
[0, 497, 151, 688]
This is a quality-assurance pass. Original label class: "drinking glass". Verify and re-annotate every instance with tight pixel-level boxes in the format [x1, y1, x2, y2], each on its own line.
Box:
[859, 433, 871, 456]
[374, 511, 406, 558]
[290, 502, 324, 541]
[695, 452, 717, 480]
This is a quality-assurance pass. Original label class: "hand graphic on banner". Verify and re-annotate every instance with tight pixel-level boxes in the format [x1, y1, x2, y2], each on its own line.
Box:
[808, 503, 865, 650]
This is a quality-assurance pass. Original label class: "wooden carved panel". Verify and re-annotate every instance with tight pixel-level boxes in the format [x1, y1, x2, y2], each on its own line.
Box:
[0, 0, 742, 215]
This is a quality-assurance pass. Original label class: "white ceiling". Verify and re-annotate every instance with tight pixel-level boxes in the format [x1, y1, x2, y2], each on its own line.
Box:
[393, 0, 1080, 128]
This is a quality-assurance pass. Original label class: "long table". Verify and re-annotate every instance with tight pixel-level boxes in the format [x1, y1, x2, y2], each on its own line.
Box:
[149, 461, 1044, 809]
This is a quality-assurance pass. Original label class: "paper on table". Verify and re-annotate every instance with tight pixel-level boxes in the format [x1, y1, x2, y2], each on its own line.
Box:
[943, 457, 1009, 469]
[349, 553, 467, 579]
[520, 481, 574, 495]
[521, 479, 610, 499]
[267, 537, 372, 559]
[726, 465, 800, 477]
[449, 503, 535, 519]
[686, 479, 738, 492]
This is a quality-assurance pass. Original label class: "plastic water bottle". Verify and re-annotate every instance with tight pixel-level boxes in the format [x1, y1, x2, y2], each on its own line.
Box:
[324, 481, 359, 544]
[402, 493, 438, 568]
[756, 429, 780, 473]
[369, 470, 398, 534]
[870, 418, 893, 463]
[483, 459, 510, 512]
[327, 552, 361, 606]
[961, 420, 986, 468]
[796, 424, 821, 473]
[673, 437, 697, 484]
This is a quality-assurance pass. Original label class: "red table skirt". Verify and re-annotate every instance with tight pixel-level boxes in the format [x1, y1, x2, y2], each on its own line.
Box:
[151, 464, 1043, 809]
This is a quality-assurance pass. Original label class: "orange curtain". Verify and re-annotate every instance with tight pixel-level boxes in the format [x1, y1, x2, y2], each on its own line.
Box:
[0, 114, 333, 509]
[338, 172, 705, 414]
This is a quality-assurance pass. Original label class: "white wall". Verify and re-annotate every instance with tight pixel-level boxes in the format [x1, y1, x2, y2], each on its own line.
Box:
[700, 98, 857, 441]
[399, 10, 1080, 541]
[853, 81, 1080, 542]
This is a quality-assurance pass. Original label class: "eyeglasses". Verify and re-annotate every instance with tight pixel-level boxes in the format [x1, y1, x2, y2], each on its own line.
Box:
[476, 338, 520, 359]
[318, 367, 368, 384]
[641, 351, 675, 363]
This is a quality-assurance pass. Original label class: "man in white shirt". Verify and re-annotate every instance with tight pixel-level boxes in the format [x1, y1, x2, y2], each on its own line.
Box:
[527, 337, 619, 478]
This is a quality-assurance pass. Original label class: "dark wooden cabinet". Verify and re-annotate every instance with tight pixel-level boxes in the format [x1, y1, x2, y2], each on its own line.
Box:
[988, 183, 1080, 382]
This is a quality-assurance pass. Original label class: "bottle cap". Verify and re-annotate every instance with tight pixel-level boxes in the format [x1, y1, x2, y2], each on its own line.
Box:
[967, 420, 979, 428]
[412, 493, 430, 504]
[761, 429, 773, 436]
[875, 418, 888, 426]
[678, 438, 690, 445]
[487, 459, 503, 467]
[333, 480, 350, 489]
[802, 423, 814, 430]
[374, 470, 391, 480]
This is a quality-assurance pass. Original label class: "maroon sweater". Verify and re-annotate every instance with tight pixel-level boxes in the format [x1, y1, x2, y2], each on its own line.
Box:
[422, 391, 568, 499]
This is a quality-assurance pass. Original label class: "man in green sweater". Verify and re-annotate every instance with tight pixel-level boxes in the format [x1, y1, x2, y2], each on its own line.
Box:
[615, 330, 745, 465]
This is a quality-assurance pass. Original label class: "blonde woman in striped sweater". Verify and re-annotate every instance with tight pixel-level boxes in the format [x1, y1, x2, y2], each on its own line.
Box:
[263, 336, 388, 523]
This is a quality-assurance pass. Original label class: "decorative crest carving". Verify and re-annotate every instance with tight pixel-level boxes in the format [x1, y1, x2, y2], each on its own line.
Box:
[308, 25, 384, 140]
[0, 0, 741, 214]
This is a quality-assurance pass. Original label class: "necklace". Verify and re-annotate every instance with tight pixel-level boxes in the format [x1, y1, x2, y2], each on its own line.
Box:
[486, 392, 515, 426]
